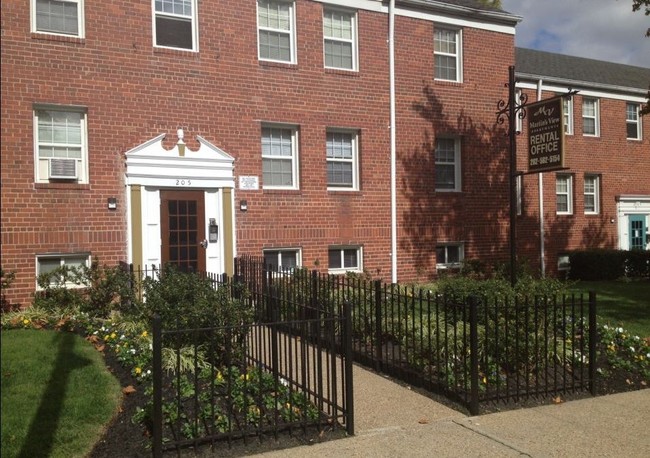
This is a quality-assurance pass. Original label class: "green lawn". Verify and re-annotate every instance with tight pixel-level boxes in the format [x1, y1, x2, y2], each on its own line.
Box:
[1, 329, 122, 458]
[568, 280, 650, 338]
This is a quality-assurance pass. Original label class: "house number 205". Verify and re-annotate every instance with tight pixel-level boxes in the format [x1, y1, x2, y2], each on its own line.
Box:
[176, 179, 191, 186]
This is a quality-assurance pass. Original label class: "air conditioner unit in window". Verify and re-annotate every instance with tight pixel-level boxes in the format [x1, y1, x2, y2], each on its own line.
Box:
[49, 158, 78, 179]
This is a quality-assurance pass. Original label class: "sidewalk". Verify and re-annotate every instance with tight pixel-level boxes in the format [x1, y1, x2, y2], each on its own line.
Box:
[256, 364, 650, 457]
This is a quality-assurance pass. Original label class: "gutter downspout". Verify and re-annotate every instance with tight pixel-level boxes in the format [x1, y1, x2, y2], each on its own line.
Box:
[389, 0, 397, 283]
[536, 79, 546, 277]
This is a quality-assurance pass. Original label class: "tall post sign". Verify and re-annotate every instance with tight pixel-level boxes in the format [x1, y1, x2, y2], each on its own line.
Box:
[527, 97, 565, 173]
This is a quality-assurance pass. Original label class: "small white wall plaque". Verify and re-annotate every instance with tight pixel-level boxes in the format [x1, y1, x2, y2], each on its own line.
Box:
[239, 176, 259, 190]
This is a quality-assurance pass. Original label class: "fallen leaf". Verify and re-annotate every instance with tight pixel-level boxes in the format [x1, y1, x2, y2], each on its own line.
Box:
[95, 344, 105, 352]
[641, 381, 647, 387]
[122, 385, 137, 395]
[418, 418, 429, 424]
[553, 396, 563, 404]
[626, 379, 632, 385]
[87, 335, 100, 344]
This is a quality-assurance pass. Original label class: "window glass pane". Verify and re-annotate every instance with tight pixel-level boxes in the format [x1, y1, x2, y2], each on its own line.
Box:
[156, 16, 193, 49]
[435, 55, 456, 81]
[36, 0, 79, 35]
[264, 251, 280, 269]
[447, 246, 460, 263]
[328, 249, 341, 269]
[343, 249, 358, 268]
[435, 247, 446, 264]
[281, 251, 297, 268]
[38, 258, 61, 276]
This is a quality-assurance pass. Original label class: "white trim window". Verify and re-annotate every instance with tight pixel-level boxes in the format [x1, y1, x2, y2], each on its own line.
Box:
[328, 246, 362, 273]
[258, 0, 296, 63]
[153, 0, 198, 51]
[263, 248, 301, 272]
[584, 174, 600, 215]
[34, 107, 88, 183]
[557, 254, 570, 273]
[582, 97, 599, 137]
[323, 8, 357, 71]
[36, 253, 90, 289]
[262, 125, 299, 189]
[556, 174, 573, 215]
[434, 27, 462, 82]
[563, 96, 574, 135]
[436, 243, 464, 269]
[327, 130, 359, 190]
[32, 0, 84, 37]
[435, 137, 461, 192]
[626, 103, 642, 140]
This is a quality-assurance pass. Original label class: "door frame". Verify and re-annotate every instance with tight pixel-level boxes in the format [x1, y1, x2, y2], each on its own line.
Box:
[125, 133, 236, 275]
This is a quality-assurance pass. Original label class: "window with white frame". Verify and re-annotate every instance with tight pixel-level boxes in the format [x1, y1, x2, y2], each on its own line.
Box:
[557, 254, 570, 273]
[263, 248, 301, 271]
[323, 8, 357, 70]
[36, 253, 90, 288]
[436, 243, 464, 269]
[626, 103, 642, 140]
[34, 107, 88, 183]
[556, 174, 573, 215]
[262, 125, 299, 189]
[435, 137, 461, 192]
[32, 0, 84, 37]
[563, 96, 574, 135]
[582, 97, 599, 136]
[258, 0, 295, 63]
[328, 246, 362, 273]
[327, 130, 358, 190]
[584, 174, 600, 215]
[434, 27, 461, 82]
[153, 0, 197, 51]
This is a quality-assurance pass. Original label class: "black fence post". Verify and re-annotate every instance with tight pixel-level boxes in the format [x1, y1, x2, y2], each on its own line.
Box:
[374, 280, 382, 370]
[152, 314, 163, 458]
[588, 291, 598, 396]
[270, 287, 280, 381]
[343, 300, 355, 436]
[469, 296, 480, 416]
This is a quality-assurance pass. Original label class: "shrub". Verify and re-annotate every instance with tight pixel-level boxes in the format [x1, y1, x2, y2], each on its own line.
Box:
[625, 249, 650, 279]
[1, 269, 18, 313]
[568, 249, 626, 281]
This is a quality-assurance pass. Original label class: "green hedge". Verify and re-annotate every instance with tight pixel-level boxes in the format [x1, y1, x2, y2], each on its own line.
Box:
[568, 249, 649, 281]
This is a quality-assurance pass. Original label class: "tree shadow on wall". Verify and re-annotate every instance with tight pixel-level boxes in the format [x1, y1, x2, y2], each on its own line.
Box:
[402, 85, 511, 277]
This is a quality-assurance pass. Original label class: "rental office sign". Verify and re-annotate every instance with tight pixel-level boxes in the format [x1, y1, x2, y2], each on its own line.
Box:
[527, 97, 565, 173]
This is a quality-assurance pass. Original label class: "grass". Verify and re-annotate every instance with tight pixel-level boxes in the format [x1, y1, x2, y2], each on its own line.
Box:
[1, 329, 122, 458]
[568, 280, 650, 338]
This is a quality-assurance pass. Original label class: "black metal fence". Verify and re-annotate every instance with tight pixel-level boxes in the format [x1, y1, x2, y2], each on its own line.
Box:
[233, 256, 598, 415]
[149, 267, 354, 457]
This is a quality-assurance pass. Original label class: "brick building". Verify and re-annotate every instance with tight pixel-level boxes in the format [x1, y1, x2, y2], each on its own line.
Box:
[1, 0, 522, 307]
[514, 48, 650, 276]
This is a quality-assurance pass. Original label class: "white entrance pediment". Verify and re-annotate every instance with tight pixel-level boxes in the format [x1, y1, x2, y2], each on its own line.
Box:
[125, 133, 235, 188]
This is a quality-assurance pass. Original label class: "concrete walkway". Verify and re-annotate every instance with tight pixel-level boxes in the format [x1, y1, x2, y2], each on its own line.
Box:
[256, 364, 650, 457]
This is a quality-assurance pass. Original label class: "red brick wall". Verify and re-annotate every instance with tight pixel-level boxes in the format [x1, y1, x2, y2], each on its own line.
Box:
[1, 0, 515, 306]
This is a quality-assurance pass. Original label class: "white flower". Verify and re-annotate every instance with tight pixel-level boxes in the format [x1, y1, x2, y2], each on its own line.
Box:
[617, 327, 624, 333]
[147, 370, 151, 375]
[149, 343, 153, 350]
[279, 377, 289, 387]
[120, 334, 126, 340]
[130, 348, 136, 354]
[93, 330, 98, 335]
[629, 347, 635, 353]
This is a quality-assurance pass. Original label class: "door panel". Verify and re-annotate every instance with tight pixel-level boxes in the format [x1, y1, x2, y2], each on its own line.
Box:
[161, 190, 206, 272]
[629, 215, 646, 250]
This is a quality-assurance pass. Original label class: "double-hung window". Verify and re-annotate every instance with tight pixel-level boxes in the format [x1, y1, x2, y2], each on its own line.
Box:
[327, 130, 358, 190]
[436, 243, 464, 269]
[328, 246, 362, 273]
[584, 175, 600, 215]
[626, 103, 642, 140]
[34, 107, 88, 183]
[323, 9, 357, 70]
[32, 0, 84, 37]
[262, 125, 299, 189]
[563, 96, 574, 135]
[435, 137, 461, 192]
[153, 0, 198, 51]
[263, 249, 301, 272]
[556, 174, 573, 215]
[258, 0, 295, 63]
[582, 97, 599, 136]
[434, 28, 461, 82]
